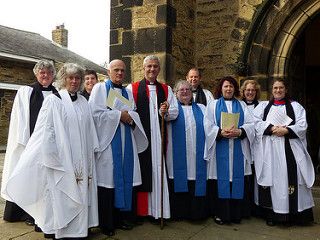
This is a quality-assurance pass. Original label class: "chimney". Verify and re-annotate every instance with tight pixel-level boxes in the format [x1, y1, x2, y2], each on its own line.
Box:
[52, 24, 68, 48]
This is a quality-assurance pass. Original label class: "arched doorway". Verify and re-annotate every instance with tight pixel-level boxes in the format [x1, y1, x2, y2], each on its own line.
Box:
[288, 15, 320, 170]
[244, 0, 320, 170]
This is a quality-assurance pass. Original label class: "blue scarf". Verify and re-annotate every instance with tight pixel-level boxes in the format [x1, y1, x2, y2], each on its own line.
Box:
[171, 102, 206, 196]
[106, 80, 134, 211]
[215, 97, 244, 199]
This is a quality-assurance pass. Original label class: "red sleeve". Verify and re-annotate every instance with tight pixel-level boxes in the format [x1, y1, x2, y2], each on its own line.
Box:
[161, 83, 169, 100]
[132, 82, 139, 103]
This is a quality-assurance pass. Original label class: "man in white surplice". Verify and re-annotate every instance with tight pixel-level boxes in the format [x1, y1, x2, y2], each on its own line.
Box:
[89, 59, 148, 236]
[4, 63, 99, 239]
[127, 55, 178, 220]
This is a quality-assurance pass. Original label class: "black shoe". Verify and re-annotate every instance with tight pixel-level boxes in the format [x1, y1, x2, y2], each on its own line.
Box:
[266, 219, 275, 226]
[44, 233, 56, 239]
[133, 216, 144, 225]
[34, 225, 42, 232]
[232, 219, 241, 224]
[148, 217, 161, 225]
[116, 222, 133, 230]
[282, 221, 292, 227]
[25, 218, 35, 226]
[214, 216, 224, 225]
[102, 229, 115, 236]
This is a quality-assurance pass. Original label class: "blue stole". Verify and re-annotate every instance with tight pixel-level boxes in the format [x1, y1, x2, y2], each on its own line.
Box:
[215, 97, 244, 199]
[105, 80, 134, 211]
[171, 102, 207, 196]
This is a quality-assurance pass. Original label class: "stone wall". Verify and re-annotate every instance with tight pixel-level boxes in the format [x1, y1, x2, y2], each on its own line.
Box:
[194, 0, 262, 90]
[0, 60, 36, 145]
[0, 90, 16, 145]
[110, 0, 264, 90]
[110, 0, 173, 84]
[0, 61, 36, 85]
[171, 0, 196, 83]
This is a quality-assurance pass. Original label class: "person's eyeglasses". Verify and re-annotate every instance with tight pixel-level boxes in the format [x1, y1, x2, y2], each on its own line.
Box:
[245, 89, 256, 92]
[178, 88, 191, 92]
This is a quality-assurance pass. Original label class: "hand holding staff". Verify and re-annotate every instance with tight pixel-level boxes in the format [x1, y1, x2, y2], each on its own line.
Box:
[160, 101, 168, 230]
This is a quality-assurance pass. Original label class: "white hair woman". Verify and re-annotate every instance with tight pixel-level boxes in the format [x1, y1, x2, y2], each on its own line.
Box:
[5, 63, 99, 239]
[166, 80, 208, 221]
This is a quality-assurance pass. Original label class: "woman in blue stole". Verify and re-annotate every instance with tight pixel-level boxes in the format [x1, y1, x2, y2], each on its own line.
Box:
[166, 80, 208, 221]
[204, 76, 255, 225]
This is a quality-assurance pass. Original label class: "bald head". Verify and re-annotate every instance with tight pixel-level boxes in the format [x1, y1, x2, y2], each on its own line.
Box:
[107, 59, 126, 85]
[186, 68, 201, 90]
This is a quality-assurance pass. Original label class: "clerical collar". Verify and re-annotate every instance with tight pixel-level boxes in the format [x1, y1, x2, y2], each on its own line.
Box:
[39, 83, 53, 91]
[223, 97, 233, 101]
[192, 85, 200, 93]
[180, 101, 192, 106]
[69, 92, 78, 102]
[273, 99, 285, 105]
[146, 80, 156, 85]
[112, 83, 123, 89]
[244, 99, 254, 105]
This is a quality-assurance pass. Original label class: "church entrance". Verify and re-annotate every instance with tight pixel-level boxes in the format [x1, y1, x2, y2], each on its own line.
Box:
[287, 14, 320, 171]
[245, 1, 320, 172]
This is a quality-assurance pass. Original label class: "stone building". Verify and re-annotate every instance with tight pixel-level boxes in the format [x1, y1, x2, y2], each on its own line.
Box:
[110, 0, 320, 168]
[0, 24, 107, 145]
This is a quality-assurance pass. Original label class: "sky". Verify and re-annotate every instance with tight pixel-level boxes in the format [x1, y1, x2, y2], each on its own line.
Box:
[0, 0, 110, 66]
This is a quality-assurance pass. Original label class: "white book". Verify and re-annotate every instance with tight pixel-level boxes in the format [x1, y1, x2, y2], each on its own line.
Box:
[266, 107, 292, 126]
[106, 88, 134, 111]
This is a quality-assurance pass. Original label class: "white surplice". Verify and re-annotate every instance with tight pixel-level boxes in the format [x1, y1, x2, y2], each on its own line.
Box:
[166, 104, 206, 180]
[1, 86, 52, 200]
[127, 83, 178, 219]
[88, 82, 148, 189]
[204, 99, 255, 180]
[4, 90, 99, 238]
[253, 101, 315, 213]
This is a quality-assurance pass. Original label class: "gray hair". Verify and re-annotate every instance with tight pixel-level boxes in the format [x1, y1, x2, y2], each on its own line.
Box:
[173, 80, 192, 94]
[143, 55, 160, 66]
[55, 63, 85, 90]
[33, 59, 56, 77]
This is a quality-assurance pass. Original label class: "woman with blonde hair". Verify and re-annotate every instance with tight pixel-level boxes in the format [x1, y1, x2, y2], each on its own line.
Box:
[240, 79, 261, 109]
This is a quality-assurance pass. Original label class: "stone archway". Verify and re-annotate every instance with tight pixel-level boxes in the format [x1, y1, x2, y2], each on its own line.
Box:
[244, 0, 320, 169]
[270, 1, 320, 78]
[244, 0, 320, 95]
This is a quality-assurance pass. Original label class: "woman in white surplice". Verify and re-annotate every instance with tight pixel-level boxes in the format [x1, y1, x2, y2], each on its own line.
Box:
[204, 76, 255, 225]
[166, 80, 208, 221]
[4, 63, 99, 239]
[253, 79, 314, 226]
[240, 79, 261, 216]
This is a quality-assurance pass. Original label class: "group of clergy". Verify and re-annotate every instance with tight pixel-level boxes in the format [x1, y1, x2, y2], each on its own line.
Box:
[0, 56, 315, 239]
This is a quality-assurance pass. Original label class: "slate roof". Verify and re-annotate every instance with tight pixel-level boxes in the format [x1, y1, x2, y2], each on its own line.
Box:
[0, 25, 107, 74]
